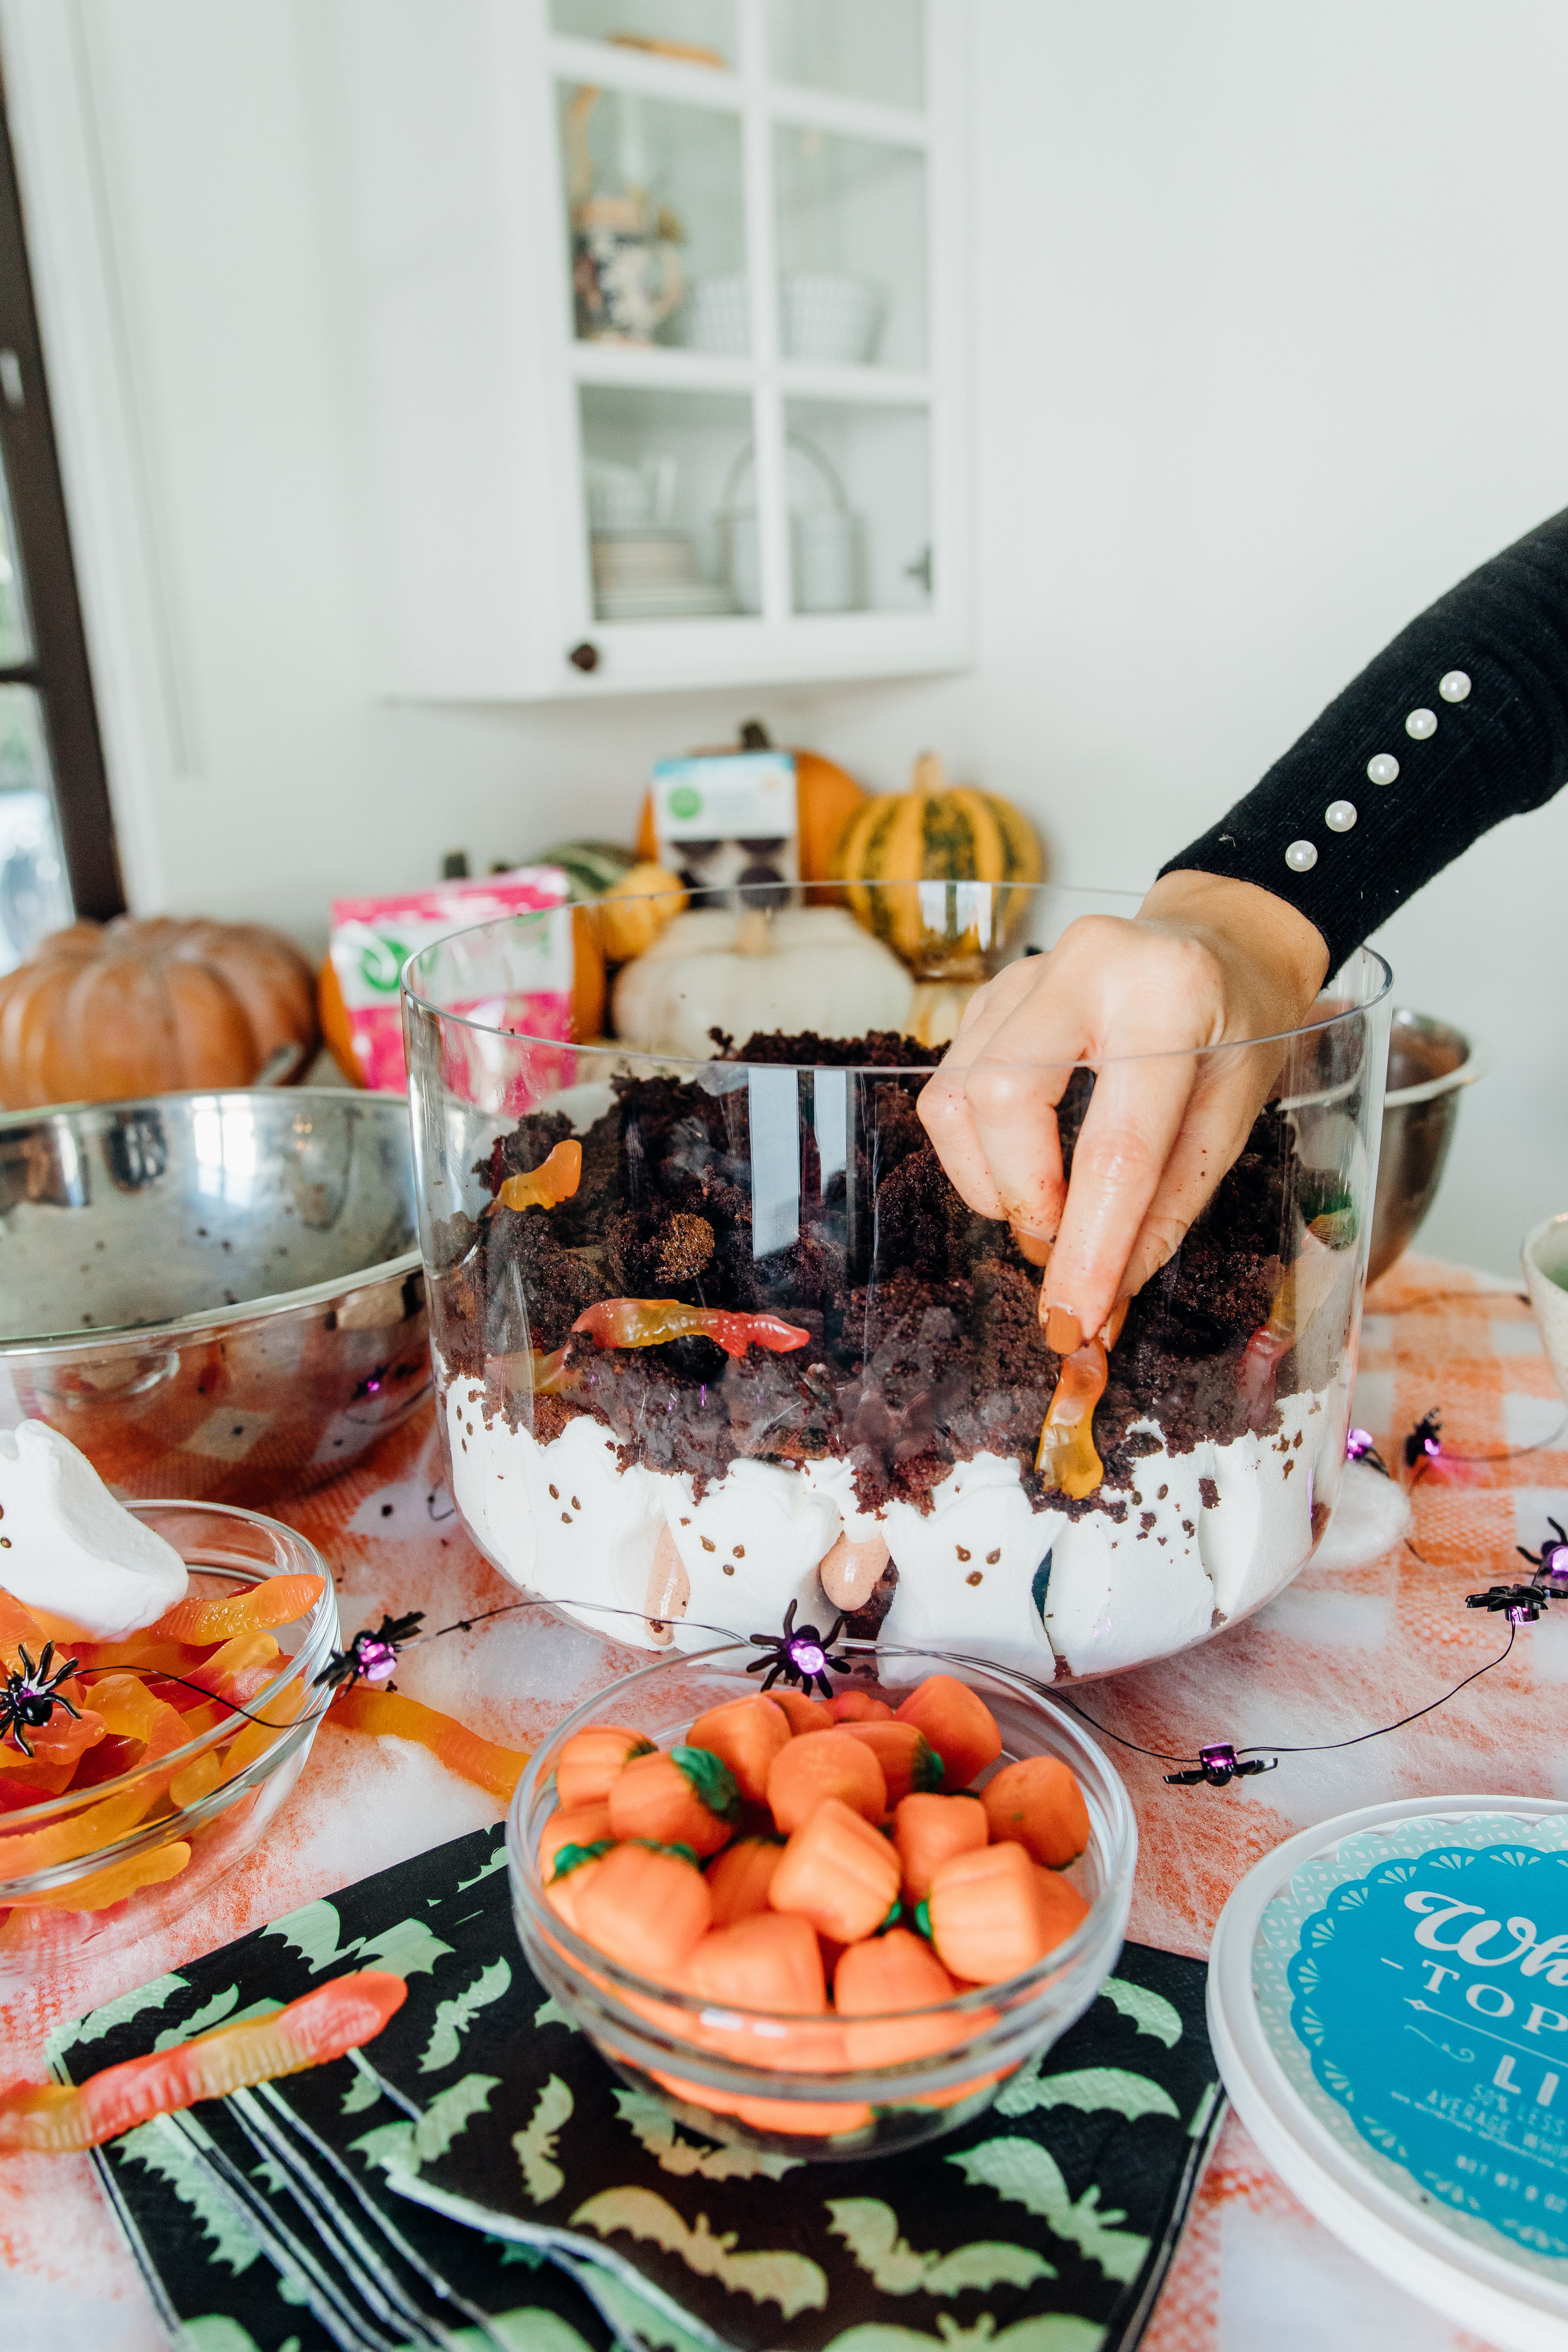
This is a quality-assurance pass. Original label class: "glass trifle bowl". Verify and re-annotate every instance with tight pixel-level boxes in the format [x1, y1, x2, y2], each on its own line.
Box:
[404, 884, 1392, 1682]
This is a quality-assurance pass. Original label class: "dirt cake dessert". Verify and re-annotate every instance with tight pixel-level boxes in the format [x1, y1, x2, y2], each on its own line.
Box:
[430, 1030, 1359, 1679]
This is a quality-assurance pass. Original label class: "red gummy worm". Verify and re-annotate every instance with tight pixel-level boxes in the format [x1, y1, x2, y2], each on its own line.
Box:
[0, 1970, 407, 2155]
[571, 1299, 810, 1358]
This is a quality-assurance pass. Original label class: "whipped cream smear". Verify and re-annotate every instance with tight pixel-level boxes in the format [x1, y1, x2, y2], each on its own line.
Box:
[440, 1358, 1335, 1680]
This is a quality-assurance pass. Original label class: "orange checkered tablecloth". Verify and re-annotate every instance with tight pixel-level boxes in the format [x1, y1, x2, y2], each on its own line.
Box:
[4, 1255, 1564, 2352]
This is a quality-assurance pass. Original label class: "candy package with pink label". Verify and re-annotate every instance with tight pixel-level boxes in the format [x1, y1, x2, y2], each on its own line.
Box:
[328, 870, 573, 1093]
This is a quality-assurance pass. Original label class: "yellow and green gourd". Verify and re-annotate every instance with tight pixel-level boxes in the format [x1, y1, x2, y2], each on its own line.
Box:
[833, 753, 1042, 969]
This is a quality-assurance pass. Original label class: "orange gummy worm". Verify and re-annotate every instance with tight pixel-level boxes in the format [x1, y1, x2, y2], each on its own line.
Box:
[1036, 1338, 1109, 1500]
[0, 1785, 157, 1878]
[146, 1575, 323, 1647]
[182, 1629, 280, 1703]
[0, 1970, 407, 2154]
[329, 1687, 529, 1805]
[86, 1672, 189, 1763]
[6, 1839, 192, 1913]
[571, 1299, 811, 1358]
[487, 1139, 583, 1217]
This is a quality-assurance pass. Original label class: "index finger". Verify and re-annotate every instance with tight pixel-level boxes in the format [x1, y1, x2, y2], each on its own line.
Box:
[1040, 1048, 1201, 1341]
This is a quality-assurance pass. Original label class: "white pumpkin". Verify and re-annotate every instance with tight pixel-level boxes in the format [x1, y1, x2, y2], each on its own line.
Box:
[612, 903, 914, 1058]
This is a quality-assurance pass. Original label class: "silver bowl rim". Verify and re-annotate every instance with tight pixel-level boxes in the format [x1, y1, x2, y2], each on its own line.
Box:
[0, 1084, 422, 1359]
[1383, 1010, 1492, 1110]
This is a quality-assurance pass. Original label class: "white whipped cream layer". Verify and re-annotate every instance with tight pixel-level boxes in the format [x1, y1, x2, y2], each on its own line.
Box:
[0, 1419, 188, 1636]
[441, 1359, 1335, 1678]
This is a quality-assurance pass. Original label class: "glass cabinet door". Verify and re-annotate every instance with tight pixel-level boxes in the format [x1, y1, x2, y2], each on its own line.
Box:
[546, 0, 947, 666]
[335, 0, 965, 697]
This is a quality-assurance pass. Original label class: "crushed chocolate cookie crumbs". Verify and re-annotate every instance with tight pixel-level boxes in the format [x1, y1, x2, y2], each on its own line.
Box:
[434, 1034, 1307, 1519]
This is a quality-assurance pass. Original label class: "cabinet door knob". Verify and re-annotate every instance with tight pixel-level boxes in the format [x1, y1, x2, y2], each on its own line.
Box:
[567, 640, 599, 673]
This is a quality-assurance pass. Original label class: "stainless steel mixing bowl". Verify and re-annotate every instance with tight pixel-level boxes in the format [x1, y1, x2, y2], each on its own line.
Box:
[0, 1088, 429, 1504]
[1366, 1009, 1489, 1284]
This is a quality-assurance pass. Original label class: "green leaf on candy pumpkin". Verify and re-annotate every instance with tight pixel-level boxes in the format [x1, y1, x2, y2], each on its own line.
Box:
[670, 1745, 740, 1822]
[551, 1840, 614, 1880]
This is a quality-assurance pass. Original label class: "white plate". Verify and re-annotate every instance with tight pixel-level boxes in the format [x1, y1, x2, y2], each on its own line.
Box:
[1209, 1795, 1568, 2351]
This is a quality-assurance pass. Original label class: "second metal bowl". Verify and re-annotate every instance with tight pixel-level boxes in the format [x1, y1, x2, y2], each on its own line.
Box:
[1366, 1010, 1489, 1284]
[0, 1088, 429, 1503]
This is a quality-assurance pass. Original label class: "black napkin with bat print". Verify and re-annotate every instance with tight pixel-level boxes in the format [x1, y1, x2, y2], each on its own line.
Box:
[54, 1824, 1222, 2352]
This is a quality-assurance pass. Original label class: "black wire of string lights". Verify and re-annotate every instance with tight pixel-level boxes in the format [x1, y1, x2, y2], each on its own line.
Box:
[8, 1411, 1566, 1782]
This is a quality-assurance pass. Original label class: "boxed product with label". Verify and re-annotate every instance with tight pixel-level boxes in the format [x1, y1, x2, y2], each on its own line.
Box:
[327, 868, 572, 1092]
[648, 750, 799, 901]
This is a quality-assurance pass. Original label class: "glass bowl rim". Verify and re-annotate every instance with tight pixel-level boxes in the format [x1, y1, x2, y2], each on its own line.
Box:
[509, 1638, 1137, 2032]
[0, 1498, 338, 1841]
[402, 886, 1392, 1073]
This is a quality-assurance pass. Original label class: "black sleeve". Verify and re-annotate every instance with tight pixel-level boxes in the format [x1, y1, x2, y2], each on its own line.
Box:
[1158, 505, 1568, 971]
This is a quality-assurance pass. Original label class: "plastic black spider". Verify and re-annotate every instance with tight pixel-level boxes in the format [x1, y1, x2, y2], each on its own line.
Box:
[1467, 1581, 1552, 1624]
[312, 1609, 426, 1693]
[745, 1599, 852, 1698]
[1405, 1411, 1443, 1469]
[1518, 1515, 1568, 1592]
[1, 1641, 82, 1758]
[1164, 1740, 1278, 1790]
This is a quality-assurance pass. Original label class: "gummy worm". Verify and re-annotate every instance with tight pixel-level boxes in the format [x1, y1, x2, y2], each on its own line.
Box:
[1036, 1297, 1128, 1501]
[1238, 1265, 1297, 1431]
[570, 1298, 811, 1358]
[0, 1972, 407, 2154]
[486, 1139, 583, 1217]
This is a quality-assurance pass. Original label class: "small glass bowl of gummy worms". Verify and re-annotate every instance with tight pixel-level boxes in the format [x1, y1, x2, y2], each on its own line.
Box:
[0, 1500, 339, 1979]
[509, 1643, 1136, 2160]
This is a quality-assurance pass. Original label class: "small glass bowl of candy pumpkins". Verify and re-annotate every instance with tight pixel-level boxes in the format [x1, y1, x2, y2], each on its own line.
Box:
[510, 1648, 1135, 2158]
[0, 1503, 339, 1977]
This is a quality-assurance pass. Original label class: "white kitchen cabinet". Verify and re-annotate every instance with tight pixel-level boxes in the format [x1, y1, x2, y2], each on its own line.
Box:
[326, 0, 969, 700]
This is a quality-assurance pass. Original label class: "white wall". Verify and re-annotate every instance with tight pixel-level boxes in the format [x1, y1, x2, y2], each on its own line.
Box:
[13, 0, 1568, 1275]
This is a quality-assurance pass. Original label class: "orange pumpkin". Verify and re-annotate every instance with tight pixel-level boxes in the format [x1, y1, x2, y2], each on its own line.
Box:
[636, 720, 866, 885]
[0, 917, 319, 1109]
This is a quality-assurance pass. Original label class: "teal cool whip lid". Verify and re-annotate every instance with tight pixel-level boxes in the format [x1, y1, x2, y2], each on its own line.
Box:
[1208, 1796, 1568, 2352]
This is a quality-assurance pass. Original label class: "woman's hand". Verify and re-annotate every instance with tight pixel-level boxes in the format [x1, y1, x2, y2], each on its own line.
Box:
[917, 871, 1330, 1348]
